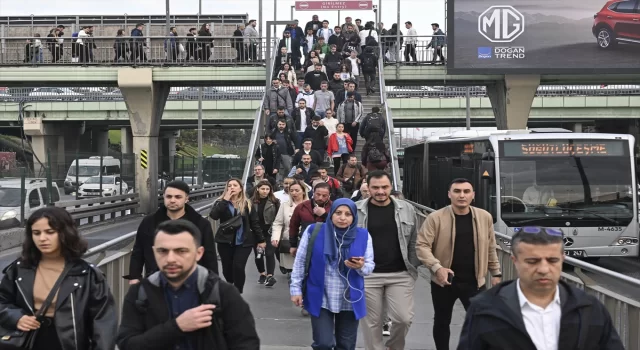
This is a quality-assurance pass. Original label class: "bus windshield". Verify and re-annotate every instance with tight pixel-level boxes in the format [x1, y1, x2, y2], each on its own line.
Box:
[498, 139, 634, 225]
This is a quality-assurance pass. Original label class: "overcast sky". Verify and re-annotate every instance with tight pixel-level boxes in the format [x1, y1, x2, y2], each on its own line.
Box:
[0, 0, 446, 37]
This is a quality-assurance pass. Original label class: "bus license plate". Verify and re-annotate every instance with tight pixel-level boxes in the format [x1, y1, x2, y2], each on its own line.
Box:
[564, 250, 586, 257]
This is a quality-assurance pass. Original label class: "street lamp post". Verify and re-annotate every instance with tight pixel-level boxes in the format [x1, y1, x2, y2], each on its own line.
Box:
[197, 0, 204, 186]
[166, 0, 171, 34]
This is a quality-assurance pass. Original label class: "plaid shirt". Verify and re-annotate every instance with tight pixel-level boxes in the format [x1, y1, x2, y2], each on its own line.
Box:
[290, 225, 375, 313]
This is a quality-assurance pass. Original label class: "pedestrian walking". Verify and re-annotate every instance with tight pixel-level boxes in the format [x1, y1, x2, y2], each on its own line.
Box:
[356, 171, 422, 350]
[290, 198, 375, 350]
[416, 178, 502, 350]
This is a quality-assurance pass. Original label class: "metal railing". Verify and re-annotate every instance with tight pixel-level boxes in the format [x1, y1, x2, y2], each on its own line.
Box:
[55, 192, 140, 226]
[0, 36, 270, 66]
[242, 40, 279, 185]
[407, 199, 640, 349]
[0, 86, 265, 102]
[378, 44, 401, 191]
[384, 85, 640, 99]
[379, 35, 447, 65]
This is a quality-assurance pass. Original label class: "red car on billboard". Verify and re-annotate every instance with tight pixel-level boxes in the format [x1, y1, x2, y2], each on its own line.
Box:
[593, 0, 640, 49]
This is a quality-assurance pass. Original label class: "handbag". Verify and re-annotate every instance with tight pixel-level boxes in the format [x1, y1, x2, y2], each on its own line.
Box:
[278, 238, 291, 253]
[215, 210, 243, 244]
[0, 263, 72, 349]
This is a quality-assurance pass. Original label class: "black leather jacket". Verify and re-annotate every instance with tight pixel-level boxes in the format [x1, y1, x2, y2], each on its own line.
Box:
[210, 199, 265, 247]
[0, 258, 117, 350]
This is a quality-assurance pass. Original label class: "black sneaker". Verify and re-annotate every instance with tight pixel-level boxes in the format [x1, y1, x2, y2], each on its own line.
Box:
[265, 276, 277, 287]
[258, 275, 267, 284]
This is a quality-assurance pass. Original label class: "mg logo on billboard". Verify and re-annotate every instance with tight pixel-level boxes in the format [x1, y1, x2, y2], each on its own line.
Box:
[478, 5, 525, 43]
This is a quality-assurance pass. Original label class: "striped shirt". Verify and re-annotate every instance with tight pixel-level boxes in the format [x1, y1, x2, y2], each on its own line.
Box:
[290, 225, 375, 313]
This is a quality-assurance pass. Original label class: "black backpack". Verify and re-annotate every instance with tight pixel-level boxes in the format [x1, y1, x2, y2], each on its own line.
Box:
[362, 54, 377, 71]
[365, 29, 378, 47]
[365, 113, 383, 134]
[368, 147, 385, 163]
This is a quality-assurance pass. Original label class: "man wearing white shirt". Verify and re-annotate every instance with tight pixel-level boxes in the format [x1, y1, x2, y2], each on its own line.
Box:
[458, 227, 624, 350]
[274, 177, 294, 203]
[404, 21, 417, 62]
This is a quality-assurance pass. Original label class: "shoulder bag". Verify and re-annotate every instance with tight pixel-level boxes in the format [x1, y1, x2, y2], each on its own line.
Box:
[0, 263, 72, 349]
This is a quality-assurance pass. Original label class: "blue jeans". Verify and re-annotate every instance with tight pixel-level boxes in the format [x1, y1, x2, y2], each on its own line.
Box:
[311, 308, 359, 350]
[315, 110, 326, 118]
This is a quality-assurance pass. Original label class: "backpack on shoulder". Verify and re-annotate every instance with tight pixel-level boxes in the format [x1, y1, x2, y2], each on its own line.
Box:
[368, 147, 385, 163]
[365, 114, 383, 135]
[136, 280, 227, 349]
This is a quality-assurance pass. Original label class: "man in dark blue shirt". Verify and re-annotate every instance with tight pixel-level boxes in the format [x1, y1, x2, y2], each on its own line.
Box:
[160, 271, 200, 349]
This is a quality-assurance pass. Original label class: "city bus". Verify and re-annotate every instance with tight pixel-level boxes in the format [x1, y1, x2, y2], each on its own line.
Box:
[402, 129, 639, 258]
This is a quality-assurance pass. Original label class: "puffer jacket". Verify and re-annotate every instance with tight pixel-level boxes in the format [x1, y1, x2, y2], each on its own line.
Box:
[0, 258, 117, 350]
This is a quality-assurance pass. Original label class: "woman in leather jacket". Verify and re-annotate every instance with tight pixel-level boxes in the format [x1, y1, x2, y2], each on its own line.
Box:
[210, 178, 266, 294]
[0, 207, 117, 350]
[250, 180, 280, 287]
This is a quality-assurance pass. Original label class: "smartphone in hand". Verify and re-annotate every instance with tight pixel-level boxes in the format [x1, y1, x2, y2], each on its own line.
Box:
[447, 272, 454, 284]
[349, 257, 363, 263]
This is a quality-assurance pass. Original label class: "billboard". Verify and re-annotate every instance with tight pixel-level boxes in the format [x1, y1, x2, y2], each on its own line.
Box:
[295, 1, 373, 11]
[447, 0, 640, 74]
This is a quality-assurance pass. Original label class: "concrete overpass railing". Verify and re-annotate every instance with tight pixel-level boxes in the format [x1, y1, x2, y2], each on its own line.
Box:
[0, 36, 272, 66]
[407, 199, 640, 350]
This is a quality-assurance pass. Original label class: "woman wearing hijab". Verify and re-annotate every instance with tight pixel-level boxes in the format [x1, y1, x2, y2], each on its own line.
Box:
[289, 198, 374, 350]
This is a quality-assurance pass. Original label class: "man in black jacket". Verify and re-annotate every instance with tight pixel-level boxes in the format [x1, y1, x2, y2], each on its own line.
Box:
[295, 153, 319, 184]
[304, 63, 329, 91]
[293, 138, 323, 166]
[255, 134, 281, 177]
[127, 181, 218, 283]
[117, 220, 260, 350]
[303, 115, 329, 155]
[457, 227, 624, 350]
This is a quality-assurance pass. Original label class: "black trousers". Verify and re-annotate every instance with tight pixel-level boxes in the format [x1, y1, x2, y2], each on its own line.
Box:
[363, 71, 376, 92]
[433, 47, 445, 63]
[431, 280, 485, 350]
[254, 239, 276, 275]
[404, 44, 417, 62]
[344, 123, 359, 151]
[32, 317, 62, 350]
[217, 243, 253, 294]
[332, 154, 350, 176]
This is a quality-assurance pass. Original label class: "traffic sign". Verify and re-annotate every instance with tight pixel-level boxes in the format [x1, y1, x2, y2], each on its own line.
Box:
[140, 150, 148, 169]
[295, 1, 373, 11]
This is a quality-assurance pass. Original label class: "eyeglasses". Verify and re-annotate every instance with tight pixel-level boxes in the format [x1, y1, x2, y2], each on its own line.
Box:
[518, 226, 563, 237]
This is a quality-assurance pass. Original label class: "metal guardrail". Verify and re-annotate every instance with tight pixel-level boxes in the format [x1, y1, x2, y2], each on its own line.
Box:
[0, 36, 270, 66]
[0, 86, 265, 102]
[385, 85, 640, 99]
[406, 199, 640, 349]
[2, 84, 639, 103]
[379, 35, 447, 65]
[378, 45, 401, 191]
[54, 192, 139, 227]
[242, 39, 279, 185]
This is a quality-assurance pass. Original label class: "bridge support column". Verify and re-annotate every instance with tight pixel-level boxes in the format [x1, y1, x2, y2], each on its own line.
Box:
[92, 128, 109, 155]
[160, 132, 177, 176]
[118, 68, 170, 214]
[487, 75, 540, 130]
[121, 127, 133, 154]
[23, 120, 84, 178]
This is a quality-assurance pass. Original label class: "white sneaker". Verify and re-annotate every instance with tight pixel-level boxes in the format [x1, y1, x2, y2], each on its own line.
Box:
[382, 321, 391, 336]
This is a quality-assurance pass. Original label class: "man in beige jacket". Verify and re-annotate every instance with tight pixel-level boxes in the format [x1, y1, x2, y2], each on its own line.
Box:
[416, 178, 502, 350]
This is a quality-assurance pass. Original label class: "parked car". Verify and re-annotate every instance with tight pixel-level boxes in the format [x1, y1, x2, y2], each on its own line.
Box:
[0, 178, 61, 229]
[77, 176, 128, 198]
[593, 0, 640, 49]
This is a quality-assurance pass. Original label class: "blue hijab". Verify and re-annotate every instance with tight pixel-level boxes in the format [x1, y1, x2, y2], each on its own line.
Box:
[323, 198, 359, 276]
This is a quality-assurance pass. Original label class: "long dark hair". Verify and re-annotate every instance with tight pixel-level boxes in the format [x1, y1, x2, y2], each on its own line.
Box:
[251, 180, 278, 204]
[22, 207, 88, 267]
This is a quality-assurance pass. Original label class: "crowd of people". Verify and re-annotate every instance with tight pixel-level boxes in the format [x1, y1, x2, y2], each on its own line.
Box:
[0, 175, 625, 350]
[24, 15, 447, 65]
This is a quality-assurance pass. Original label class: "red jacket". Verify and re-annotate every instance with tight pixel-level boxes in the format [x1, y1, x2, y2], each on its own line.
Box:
[326, 133, 354, 157]
[288, 198, 332, 247]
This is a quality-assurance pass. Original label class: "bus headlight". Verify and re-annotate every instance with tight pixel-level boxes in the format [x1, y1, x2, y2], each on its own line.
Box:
[612, 237, 639, 246]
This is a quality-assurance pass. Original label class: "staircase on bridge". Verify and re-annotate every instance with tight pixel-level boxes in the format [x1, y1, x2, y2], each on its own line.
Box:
[352, 75, 391, 165]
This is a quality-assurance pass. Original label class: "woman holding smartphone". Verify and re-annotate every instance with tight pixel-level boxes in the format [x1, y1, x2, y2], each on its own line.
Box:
[210, 178, 266, 294]
[289, 198, 374, 349]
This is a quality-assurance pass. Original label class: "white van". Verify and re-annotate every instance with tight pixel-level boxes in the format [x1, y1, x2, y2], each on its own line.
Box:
[0, 178, 61, 229]
[64, 156, 121, 194]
